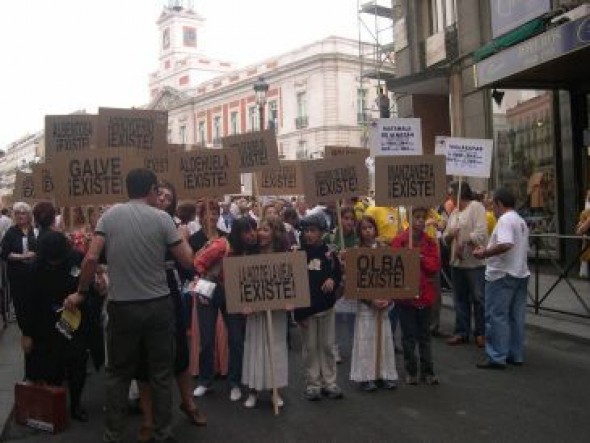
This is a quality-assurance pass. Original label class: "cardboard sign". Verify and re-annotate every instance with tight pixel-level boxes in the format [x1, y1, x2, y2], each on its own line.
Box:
[223, 251, 310, 313]
[31, 163, 56, 200]
[221, 129, 280, 173]
[344, 247, 420, 300]
[254, 161, 304, 196]
[374, 155, 447, 208]
[45, 114, 97, 160]
[1, 194, 14, 208]
[444, 137, 493, 178]
[97, 107, 168, 151]
[169, 148, 241, 199]
[137, 150, 171, 182]
[324, 146, 370, 158]
[370, 118, 423, 156]
[13, 170, 36, 202]
[300, 156, 369, 205]
[51, 150, 142, 206]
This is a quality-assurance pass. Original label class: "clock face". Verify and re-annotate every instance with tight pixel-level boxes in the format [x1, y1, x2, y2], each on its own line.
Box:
[163, 28, 170, 49]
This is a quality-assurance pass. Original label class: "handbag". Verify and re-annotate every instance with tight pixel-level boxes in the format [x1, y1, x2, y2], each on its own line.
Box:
[191, 237, 230, 300]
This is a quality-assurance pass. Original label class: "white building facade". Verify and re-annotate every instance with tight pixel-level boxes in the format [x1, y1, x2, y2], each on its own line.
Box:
[0, 133, 42, 198]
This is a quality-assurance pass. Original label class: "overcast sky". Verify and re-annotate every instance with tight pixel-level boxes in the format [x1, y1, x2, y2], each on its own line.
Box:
[0, 0, 369, 150]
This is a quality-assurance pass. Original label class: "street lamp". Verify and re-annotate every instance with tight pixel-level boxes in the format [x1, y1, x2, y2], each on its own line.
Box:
[253, 76, 269, 131]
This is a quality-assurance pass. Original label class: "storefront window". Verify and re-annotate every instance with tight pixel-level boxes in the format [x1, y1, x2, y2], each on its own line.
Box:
[492, 90, 557, 241]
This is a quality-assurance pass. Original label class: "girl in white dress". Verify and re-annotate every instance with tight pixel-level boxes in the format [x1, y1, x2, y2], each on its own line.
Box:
[350, 215, 399, 391]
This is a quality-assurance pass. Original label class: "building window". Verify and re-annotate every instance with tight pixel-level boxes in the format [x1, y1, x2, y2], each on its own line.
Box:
[183, 26, 197, 47]
[162, 28, 170, 49]
[430, 0, 456, 34]
[296, 92, 308, 129]
[268, 101, 278, 130]
[230, 111, 239, 135]
[198, 121, 205, 146]
[179, 125, 186, 144]
[213, 116, 221, 145]
[296, 141, 308, 160]
[249, 106, 259, 131]
[179, 75, 189, 86]
[357, 88, 368, 123]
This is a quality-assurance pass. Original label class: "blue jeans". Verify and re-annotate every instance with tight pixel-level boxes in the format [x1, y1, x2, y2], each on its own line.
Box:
[197, 288, 245, 388]
[451, 267, 485, 339]
[484, 275, 529, 364]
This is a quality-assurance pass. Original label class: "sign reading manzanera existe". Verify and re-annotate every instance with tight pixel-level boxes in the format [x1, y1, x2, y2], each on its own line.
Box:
[169, 148, 241, 199]
[222, 129, 280, 173]
[223, 251, 311, 314]
[45, 114, 97, 160]
[344, 247, 420, 300]
[255, 161, 304, 196]
[300, 156, 369, 205]
[374, 155, 447, 207]
[97, 107, 168, 151]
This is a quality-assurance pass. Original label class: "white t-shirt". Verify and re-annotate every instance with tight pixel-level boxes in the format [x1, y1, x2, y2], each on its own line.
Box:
[485, 210, 530, 281]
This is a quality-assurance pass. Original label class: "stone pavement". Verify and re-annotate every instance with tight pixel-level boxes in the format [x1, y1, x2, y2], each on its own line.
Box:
[0, 324, 22, 440]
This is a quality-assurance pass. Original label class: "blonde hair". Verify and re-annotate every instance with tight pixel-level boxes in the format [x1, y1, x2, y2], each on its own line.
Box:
[12, 202, 32, 214]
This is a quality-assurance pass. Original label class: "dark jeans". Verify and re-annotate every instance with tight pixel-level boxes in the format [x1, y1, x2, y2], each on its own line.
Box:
[198, 289, 245, 388]
[430, 272, 442, 333]
[451, 266, 485, 339]
[104, 296, 175, 443]
[399, 305, 434, 377]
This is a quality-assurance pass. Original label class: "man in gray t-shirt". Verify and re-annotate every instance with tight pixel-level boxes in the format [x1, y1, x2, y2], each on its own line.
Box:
[64, 168, 193, 443]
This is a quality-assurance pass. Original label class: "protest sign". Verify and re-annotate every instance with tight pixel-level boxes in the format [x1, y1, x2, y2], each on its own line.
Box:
[137, 150, 171, 182]
[221, 129, 280, 173]
[169, 148, 241, 199]
[374, 155, 447, 207]
[45, 114, 97, 160]
[344, 247, 420, 300]
[369, 118, 423, 156]
[254, 161, 304, 196]
[324, 146, 370, 158]
[97, 107, 168, 151]
[1, 194, 14, 208]
[300, 156, 369, 205]
[224, 251, 310, 314]
[13, 170, 36, 202]
[31, 163, 56, 200]
[51, 150, 142, 206]
[444, 137, 493, 178]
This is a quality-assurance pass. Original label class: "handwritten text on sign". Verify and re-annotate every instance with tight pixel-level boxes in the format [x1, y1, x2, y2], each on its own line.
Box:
[222, 129, 280, 173]
[301, 156, 369, 205]
[97, 108, 168, 151]
[370, 118, 423, 156]
[255, 161, 304, 195]
[45, 115, 97, 159]
[374, 155, 447, 207]
[444, 137, 493, 178]
[170, 149, 240, 199]
[344, 247, 420, 300]
[224, 251, 311, 313]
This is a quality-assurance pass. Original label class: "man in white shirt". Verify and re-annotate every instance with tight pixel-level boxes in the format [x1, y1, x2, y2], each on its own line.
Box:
[473, 188, 530, 369]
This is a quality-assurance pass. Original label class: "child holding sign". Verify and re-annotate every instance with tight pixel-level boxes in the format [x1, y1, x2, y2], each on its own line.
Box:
[392, 207, 441, 385]
[294, 213, 343, 401]
[350, 216, 399, 391]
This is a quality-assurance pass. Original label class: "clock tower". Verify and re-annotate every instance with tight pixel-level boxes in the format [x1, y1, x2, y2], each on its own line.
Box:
[149, 1, 233, 98]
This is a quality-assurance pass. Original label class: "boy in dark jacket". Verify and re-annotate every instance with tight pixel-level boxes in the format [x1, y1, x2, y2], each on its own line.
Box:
[294, 213, 343, 400]
[392, 207, 441, 385]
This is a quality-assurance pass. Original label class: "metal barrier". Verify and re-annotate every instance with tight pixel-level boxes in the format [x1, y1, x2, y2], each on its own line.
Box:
[529, 233, 590, 319]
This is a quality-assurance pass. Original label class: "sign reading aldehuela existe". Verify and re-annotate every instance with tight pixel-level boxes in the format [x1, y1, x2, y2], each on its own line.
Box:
[255, 161, 304, 196]
[375, 155, 447, 208]
[444, 137, 493, 178]
[370, 118, 423, 156]
[344, 247, 420, 300]
[222, 129, 280, 173]
[223, 251, 311, 313]
[45, 114, 97, 160]
[97, 107, 168, 151]
[170, 148, 241, 199]
[300, 156, 369, 205]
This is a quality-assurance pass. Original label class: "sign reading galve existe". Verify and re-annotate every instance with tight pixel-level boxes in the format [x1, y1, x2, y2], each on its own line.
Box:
[370, 118, 423, 156]
[444, 137, 493, 178]
[169, 148, 241, 199]
[223, 251, 310, 314]
[344, 247, 420, 300]
[52, 150, 142, 206]
[374, 155, 447, 208]
[45, 114, 97, 160]
[222, 129, 280, 173]
[97, 107, 168, 151]
[254, 161, 304, 196]
[300, 156, 369, 205]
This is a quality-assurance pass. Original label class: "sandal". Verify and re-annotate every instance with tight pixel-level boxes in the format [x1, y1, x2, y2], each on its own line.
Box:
[180, 403, 207, 426]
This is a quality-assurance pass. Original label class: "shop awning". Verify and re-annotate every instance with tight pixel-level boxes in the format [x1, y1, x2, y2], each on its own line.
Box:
[385, 67, 449, 95]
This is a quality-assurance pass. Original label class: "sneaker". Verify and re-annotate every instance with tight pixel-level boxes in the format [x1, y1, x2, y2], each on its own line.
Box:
[276, 396, 284, 408]
[476, 358, 506, 370]
[243, 393, 257, 409]
[423, 374, 440, 385]
[230, 387, 242, 402]
[193, 385, 209, 397]
[406, 375, 418, 385]
[333, 345, 342, 364]
[322, 385, 344, 399]
[382, 380, 398, 390]
[360, 381, 378, 392]
[304, 386, 322, 401]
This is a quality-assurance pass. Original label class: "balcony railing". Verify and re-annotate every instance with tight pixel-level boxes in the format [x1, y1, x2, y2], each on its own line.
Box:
[295, 116, 309, 129]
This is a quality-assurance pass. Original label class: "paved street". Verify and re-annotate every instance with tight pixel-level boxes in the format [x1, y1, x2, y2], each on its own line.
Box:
[2, 305, 589, 443]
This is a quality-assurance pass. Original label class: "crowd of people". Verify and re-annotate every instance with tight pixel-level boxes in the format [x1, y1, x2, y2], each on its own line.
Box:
[0, 168, 530, 443]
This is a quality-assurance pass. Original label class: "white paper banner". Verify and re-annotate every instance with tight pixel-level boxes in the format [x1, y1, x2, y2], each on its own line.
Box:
[444, 137, 493, 178]
[434, 136, 447, 156]
[370, 118, 422, 156]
